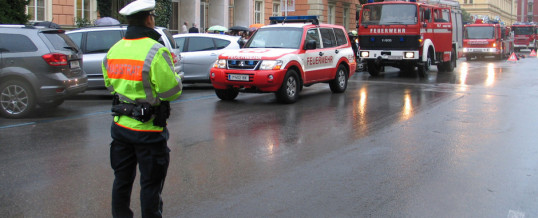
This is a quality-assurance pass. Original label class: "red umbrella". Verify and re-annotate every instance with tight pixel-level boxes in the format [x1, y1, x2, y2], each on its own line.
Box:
[249, 23, 265, 29]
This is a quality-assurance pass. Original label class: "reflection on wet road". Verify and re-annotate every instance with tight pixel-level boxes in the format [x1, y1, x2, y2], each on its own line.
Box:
[1, 56, 538, 217]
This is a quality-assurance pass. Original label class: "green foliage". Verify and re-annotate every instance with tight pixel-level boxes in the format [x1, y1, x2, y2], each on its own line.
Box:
[0, 0, 30, 24]
[155, 0, 172, 27]
[97, 0, 112, 17]
[75, 17, 92, 28]
[461, 8, 472, 23]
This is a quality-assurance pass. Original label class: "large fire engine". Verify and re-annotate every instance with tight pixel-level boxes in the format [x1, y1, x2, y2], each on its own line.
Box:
[358, 0, 463, 78]
[511, 22, 537, 52]
[463, 19, 514, 60]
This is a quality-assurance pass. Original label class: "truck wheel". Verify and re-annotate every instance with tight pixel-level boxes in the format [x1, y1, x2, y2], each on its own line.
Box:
[215, 88, 239, 101]
[329, 65, 348, 93]
[367, 62, 381, 77]
[442, 48, 456, 72]
[0, 80, 36, 118]
[465, 55, 472, 61]
[275, 69, 299, 104]
[417, 53, 431, 78]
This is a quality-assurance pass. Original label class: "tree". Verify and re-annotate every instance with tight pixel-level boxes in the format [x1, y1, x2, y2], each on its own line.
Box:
[0, 0, 30, 24]
[101, 0, 171, 27]
[155, 0, 172, 27]
[461, 8, 472, 24]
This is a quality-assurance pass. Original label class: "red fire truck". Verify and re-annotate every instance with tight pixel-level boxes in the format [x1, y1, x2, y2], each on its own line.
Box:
[463, 20, 514, 60]
[511, 22, 537, 52]
[358, 0, 463, 78]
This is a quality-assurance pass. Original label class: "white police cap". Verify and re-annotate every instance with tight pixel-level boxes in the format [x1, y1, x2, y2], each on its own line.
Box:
[119, 0, 155, 16]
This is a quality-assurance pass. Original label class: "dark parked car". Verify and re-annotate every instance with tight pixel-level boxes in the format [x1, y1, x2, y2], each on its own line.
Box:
[0, 25, 88, 118]
[67, 25, 183, 89]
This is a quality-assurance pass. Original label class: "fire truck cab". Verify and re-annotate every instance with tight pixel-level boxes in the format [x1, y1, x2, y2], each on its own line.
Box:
[463, 20, 514, 60]
[511, 22, 537, 52]
[358, 0, 463, 78]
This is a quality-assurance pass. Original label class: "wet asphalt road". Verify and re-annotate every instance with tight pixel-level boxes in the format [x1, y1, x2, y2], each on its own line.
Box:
[1, 53, 538, 217]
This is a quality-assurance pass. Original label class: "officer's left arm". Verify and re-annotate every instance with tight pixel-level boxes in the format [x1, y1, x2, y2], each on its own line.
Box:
[151, 48, 182, 102]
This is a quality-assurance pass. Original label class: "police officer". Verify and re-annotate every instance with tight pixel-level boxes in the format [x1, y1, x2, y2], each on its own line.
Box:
[101, 0, 182, 217]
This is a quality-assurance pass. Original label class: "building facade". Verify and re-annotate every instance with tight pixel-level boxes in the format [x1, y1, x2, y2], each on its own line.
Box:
[515, 0, 537, 22]
[457, 0, 518, 25]
[27, 0, 361, 32]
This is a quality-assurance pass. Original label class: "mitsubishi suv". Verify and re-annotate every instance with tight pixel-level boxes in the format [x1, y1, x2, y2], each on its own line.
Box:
[210, 16, 357, 103]
[67, 25, 183, 89]
[0, 25, 88, 118]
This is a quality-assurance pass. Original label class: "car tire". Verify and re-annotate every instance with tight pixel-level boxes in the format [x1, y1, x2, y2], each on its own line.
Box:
[215, 88, 239, 101]
[275, 69, 300, 104]
[0, 80, 36, 118]
[329, 65, 348, 93]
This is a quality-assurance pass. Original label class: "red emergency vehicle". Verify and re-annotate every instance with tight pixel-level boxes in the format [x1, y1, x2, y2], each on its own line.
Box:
[463, 20, 514, 60]
[210, 16, 356, 103]
[511, 22, 537, 52]
[358, 0, 463, 78]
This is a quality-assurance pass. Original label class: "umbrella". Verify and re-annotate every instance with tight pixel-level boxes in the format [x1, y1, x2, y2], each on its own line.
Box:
[33, 21, 61, 29]
[229, 25, 249, 32]
[249, 23, 265, 29]
[208, 25, 228, 32]
[95, 17, 120, 26]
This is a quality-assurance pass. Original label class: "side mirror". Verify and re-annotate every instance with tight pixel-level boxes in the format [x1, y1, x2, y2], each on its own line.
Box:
[305, 40, 317, 50]
[424, 10, 431, 21]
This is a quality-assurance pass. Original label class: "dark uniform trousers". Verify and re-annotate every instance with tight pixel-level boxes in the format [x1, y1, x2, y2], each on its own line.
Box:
[110, 139, 170, 218]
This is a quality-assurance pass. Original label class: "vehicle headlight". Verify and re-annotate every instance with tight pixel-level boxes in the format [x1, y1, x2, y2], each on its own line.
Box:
[259, 60, 283, 70]
[404, 52, 414, 58]
[361, 51, 369, 57]
[214, 59, 227, 69]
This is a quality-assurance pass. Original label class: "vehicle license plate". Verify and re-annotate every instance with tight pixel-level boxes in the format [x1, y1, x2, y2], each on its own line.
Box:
[70, 60, 80, 69]
[228, 74, 249, 81]
[387, 55, 403, 60]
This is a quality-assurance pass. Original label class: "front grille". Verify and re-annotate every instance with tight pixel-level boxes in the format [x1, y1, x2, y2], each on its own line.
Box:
[227, 60, 260, 70]
[514, 39, 528, 44]
[359, 35, 420, 50]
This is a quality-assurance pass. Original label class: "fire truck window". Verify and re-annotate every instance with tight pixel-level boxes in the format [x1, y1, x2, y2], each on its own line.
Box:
[305, 28, 321, 49]
[379, 4, 417, 25]
[320, 28, 336, 48]
[433, 9, 448, 23]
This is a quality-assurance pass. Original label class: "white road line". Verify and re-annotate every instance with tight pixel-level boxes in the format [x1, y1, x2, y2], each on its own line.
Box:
[508, 210, 525, 218]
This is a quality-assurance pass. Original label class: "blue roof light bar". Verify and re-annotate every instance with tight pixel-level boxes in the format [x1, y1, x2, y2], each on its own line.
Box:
[269, 16, 319, 25]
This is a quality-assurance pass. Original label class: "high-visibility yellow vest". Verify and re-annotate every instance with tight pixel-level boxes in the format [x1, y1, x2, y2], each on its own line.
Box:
[102, 37, 182, 132]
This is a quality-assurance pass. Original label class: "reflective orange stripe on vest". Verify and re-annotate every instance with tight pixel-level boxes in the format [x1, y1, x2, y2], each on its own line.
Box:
[106, 59, 144, 81]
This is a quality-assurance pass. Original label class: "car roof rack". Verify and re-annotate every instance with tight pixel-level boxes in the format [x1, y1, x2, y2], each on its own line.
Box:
[269, 16, 319, 25]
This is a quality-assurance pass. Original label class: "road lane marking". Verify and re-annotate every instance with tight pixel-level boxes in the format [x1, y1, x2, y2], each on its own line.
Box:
[508, 210, 525, 218]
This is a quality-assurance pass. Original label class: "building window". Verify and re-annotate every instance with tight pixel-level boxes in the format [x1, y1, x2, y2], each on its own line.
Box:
[76, 0, 91, 19]
[528, 2, 533, 14]
[255, 0, 264, 24]
[328, 3, 335, 24]
[343, 7, 349, 30]
[28, 0, 45, 21]
[273, 3, 281, 17]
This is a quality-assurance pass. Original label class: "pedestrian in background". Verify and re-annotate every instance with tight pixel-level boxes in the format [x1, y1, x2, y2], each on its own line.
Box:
[101, 0, 183, 217]
[182, 21, 188, 33]
[189, 23, 199, 33]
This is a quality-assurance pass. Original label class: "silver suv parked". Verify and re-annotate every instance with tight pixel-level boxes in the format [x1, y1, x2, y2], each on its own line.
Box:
[67, 25, 183, 89]
[0, 25, 88, 118]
